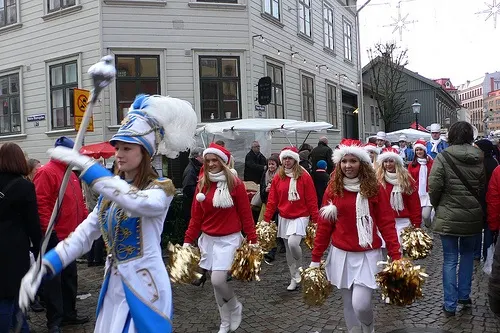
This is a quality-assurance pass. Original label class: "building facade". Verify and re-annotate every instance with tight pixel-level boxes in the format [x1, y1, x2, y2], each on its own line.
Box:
[457, 73, 500, 135]
[362, 61, 460, 133]
[0, 0, 360, 174]
[486, 89, 500, 132]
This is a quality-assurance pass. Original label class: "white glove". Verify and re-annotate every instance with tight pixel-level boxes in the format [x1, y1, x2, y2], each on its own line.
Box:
[47, 147, 95, 171]
[18, 263, 48, 312]
[309, 262, 320, 268]
[182, 243, 191, 248]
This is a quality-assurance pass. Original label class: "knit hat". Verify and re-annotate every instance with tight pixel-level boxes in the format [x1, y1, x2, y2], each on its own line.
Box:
[363, 142, 380, 154]
[333, 138, 371, 164]
[316, 160, 327, 170]
[203, 143, 231, 164]
[279, 146, 300, 163]
[475, 139, 495, 157]
[55, 136, 74, 149]
[413, 139, 427, 152]
[377, 147, 404, 166]
[110, 94, 198, 158]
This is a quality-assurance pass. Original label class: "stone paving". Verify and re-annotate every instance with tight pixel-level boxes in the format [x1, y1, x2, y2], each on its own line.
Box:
[28, 235, 500, 333]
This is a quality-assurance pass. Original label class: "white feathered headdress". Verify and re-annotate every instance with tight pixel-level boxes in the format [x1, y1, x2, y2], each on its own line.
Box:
[110, 94, 198, 158]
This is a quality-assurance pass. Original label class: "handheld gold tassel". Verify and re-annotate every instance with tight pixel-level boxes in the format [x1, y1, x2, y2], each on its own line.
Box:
[230, 239, 264, 282]
[299, 263, 332, 306]
[401, 226, 433, 260]
[167, 242, 202, 284]
[256, 221, 277, 252]
[305, 220, 317, 250]
[376, 258, 428, 306]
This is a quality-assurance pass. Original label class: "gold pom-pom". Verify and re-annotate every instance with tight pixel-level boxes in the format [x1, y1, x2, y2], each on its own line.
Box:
[256, 221, 277, 252]
[376, 258, 428, 306]
[401, 226, 433, 260]
[305, 220, 317, 250]
[300, 264, 332, 306]
[167, 242, 202, 284]
[230, 239, 264, 282]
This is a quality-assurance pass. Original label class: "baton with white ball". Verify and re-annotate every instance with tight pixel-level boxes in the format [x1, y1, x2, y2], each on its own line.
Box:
[14, 56, 115, 333]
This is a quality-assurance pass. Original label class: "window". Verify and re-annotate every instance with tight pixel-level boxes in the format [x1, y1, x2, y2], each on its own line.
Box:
[48, 0, 76, 12]
[0, 73, 21, 135]
[301, 74, 314, 121]
[49, 61, 77, 129]
[199, 56, 241, 121]
[263, 0, 280, 20]
[298, 0, 311, 37]
[0, 0, 17, 27]
[370, 105, 375, 126]
[266, 62, 284, 119]
[375, 106, 380, 126]
[323, 4, 334, 51]
[115, 55, 160, 122]
[343, 17, 353, 61]
[327, 83, 337, 127]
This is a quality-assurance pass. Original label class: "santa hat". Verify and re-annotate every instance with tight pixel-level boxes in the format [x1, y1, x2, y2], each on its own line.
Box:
[413, 139, 427, 152]
[333, 139, 371, 164]
[203, 143, 231, 164]
[363, 142, 380, 154]
[376, 131, 387, 140]
[377, 147, 404, 166]
[111, 94, 198, 158]
[279, 146, 300, 163]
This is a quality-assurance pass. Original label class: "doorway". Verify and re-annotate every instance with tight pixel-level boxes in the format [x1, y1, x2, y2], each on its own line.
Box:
[342, 90, 358, 139]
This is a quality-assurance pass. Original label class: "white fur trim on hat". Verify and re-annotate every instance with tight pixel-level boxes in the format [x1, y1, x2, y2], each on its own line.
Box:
[377, 151, 404, 166]
[203, 147, 229, 164]
[333, 145, 371, 164]
[364, 145, 380, 154]
[413, 143, 426, 152]
[279, 149, 300, 163]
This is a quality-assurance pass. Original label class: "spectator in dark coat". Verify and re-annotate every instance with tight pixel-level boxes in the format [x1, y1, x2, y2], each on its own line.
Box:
[0, 142, 42, 333]
[310, 137, 333, 174]
[182, 147, 204, 221]
[244, 141, 267, 184]
[299, 150, 312, 174]
[312, 160, 330, 209]
[474, 139, 499, 260]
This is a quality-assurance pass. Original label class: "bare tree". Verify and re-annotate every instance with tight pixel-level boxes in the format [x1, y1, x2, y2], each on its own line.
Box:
[367, 42, 409, 131]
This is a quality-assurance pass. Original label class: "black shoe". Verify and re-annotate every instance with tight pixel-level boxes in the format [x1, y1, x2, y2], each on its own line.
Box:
[191, 270, 207, 287]
[48, 326, 62, 333]
[458, 298, 472, 306]
[442, 305, 455, 317]
[61, 315, 90, 326]
[30, 299, 45, 312]
[264, 253, 275, 262]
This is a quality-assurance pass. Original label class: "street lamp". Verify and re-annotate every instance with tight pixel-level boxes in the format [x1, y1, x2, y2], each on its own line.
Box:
[412, 99, 421, 131]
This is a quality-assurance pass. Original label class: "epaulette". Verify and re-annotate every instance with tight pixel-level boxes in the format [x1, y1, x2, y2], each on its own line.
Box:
[149, 177, 176, 196]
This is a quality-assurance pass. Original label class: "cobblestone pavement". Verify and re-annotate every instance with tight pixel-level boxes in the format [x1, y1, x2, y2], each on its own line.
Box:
[28, 234, 500, 333]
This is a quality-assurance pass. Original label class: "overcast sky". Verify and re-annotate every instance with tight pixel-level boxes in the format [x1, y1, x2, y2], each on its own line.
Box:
[358, 0, 500, 87]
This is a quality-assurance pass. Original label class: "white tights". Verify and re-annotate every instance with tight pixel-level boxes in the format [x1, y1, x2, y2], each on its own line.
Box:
[211, 270, 234, 306]
[341, 285, 374, 330]
[422, 206, 432, 227]
[284, 234, 303, 269]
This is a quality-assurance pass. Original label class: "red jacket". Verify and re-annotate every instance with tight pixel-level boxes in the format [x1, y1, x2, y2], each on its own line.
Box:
[312, 185, 401, 262]
[184, 179, 257, 244]
[263, 171, 319, 223]
[407, 158, 433, 193]
[33, 160, 88, 240]
[487, 167, 500, 231]
[379, 181, 422, 227]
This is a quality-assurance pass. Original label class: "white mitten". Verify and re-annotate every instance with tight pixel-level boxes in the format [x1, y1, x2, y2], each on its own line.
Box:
[47, 147, 95, 171]
[18, 263, 48, 312]
[309, 262, 320, 268]
[182, 243, 191, 248]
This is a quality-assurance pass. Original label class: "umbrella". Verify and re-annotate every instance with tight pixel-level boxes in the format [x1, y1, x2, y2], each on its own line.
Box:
[80, 141, 115, 159]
